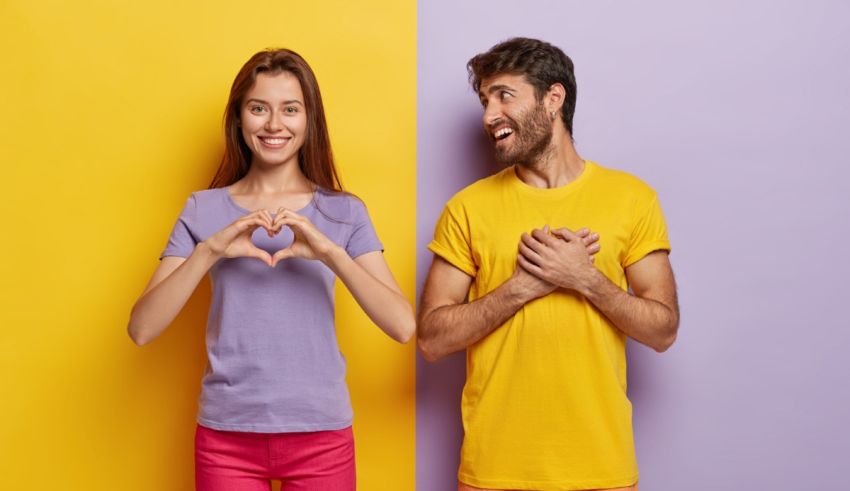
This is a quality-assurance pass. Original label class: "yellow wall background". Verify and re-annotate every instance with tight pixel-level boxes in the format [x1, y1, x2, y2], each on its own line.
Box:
[0, 1, 415, 489]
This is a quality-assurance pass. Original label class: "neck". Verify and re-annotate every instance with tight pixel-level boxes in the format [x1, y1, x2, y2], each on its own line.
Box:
[235, 158, 313, 194]
[515, 130, 585, 188]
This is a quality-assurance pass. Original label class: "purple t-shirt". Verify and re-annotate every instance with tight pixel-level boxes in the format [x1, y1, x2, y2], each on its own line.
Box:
[160, 187, 383, 432]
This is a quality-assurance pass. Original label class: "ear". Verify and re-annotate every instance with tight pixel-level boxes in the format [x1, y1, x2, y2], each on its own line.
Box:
[544, 83, 566, 117]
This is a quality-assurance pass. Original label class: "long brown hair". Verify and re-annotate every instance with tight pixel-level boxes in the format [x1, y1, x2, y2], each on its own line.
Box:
[209, 48, 343, 191]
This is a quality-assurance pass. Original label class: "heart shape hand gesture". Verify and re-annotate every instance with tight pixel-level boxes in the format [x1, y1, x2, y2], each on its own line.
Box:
[202, 208, 338, 267]
[202, 210, 281, 266]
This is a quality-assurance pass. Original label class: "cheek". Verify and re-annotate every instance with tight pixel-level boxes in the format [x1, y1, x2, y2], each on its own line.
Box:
[294, 116, 308, 138]
[240, 113, 267, 139]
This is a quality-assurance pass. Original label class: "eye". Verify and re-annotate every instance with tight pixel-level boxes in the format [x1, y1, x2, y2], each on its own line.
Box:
[249, 105, 266, 114]
[284, 106, 299, 114]
[480, 98, 488, 108]
[500, 91, 512, 101]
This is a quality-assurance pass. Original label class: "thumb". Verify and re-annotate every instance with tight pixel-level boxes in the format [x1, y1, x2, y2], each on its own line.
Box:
[244, 246, 273, 267]
[271, 247, 295, 267]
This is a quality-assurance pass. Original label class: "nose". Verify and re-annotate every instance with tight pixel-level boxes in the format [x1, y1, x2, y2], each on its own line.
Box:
[265, 109, 284, 131]
[483, 101, 503, 129]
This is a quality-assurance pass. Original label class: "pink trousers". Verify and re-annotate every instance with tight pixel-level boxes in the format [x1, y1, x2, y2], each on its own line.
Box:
[194, 424, 356, 491]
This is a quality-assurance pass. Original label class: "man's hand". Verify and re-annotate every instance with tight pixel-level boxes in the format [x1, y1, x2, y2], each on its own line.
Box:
[517, 226, 600, 294]
[509, 255, 558, 302]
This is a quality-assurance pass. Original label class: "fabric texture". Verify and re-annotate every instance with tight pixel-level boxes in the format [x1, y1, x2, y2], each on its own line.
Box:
[428, 161, 670, 490]
[161, 187, 383, 433]
[194, 423, 356, 490]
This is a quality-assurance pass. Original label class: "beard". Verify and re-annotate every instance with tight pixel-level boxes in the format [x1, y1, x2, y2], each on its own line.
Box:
[493, 102, 553, 167]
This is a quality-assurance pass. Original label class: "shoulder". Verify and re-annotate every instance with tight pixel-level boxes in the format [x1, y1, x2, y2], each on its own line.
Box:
[189, 187, 227, 205]
[444, 167, 514, 209]
[172, 188, 229, 222]
[587, 161, 659, 202]
[314, 188, 370, 221]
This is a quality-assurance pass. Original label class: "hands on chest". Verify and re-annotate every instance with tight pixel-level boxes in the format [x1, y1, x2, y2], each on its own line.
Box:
[512, 226, 601, 300]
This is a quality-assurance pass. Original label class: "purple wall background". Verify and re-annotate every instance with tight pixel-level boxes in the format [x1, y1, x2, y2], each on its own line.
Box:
[416, 1, 850, 489]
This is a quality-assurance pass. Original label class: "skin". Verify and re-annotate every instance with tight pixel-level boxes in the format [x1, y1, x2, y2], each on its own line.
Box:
[128, 71, 415, 345]
[418, 73, 678, 361]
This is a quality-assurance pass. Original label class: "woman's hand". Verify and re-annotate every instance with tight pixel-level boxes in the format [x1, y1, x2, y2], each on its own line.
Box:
[270, 208, 338, 266]
[202, 210, 280, 266]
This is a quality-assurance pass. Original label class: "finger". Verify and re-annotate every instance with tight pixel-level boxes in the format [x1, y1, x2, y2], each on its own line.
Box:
[260, 210, 274, 225]
[273, 216, 301, 231]
[518, 240, 544, 266]
[279, 208, 303, 220]
[551, 227, 578, 242]
[581, 231, 600, 247]
[273, 208, 306, 228]
[521, 232, 548, 255]
[517, 253, 546, 278]
[244, 246, 273, 267]
[575, 227, 590, 237]
[272, 207, 289, 226]
[271, 214, 285, 230]
[247, 209, 271, 224]
[258, 210, 276, 236]
[587, 242, 601, 255]
[271, 247, 295, 267]
[236, 215, 272, 233]
[530, 228, 557, 246]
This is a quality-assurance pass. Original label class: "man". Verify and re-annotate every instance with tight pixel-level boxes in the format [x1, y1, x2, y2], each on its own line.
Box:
[418, 38, 679, 491]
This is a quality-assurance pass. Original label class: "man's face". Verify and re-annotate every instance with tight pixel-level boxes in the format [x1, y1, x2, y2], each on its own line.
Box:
[478, 73, 553, 167]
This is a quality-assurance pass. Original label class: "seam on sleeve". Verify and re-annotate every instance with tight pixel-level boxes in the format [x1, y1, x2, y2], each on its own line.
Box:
[623, 240, 671, 268]
[427, 242, 477, 277]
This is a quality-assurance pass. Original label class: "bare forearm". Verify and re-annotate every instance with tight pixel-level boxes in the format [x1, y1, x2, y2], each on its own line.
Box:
[418, 279, 529, 361]
[128, 243, 219, 345]
[325, 246, 415, 344]
[581, 270, 678, 352]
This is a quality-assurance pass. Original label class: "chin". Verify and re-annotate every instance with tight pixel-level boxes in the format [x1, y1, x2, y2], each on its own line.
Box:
[494, 149, 515, 166]
[254, 153, 297, 167]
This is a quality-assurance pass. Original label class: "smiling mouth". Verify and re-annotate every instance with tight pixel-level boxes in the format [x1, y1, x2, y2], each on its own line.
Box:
[493, 127, 514, 142]
[258, 136, 290, 147]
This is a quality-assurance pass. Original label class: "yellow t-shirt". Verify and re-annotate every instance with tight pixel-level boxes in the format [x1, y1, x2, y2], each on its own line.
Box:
[428, 161, 671, 491]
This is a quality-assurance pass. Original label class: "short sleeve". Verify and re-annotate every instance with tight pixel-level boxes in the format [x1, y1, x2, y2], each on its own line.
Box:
[427, 198, 476, 277]
[345, 198, 384, 258]
[159, 195, 198, 260]
[622, 194, 671, 268]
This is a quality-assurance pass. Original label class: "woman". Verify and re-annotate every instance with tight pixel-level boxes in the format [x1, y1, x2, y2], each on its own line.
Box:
[128, 48, 414, 490]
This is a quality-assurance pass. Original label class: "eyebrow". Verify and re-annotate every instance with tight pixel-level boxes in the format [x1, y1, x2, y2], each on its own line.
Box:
[245, 98, 304, 106]
[481, 84, 516, 97]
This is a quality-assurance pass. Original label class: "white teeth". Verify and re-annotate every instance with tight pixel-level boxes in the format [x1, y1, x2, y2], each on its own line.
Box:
[494, 128, 513, 139]
[262, 137, 286, 144]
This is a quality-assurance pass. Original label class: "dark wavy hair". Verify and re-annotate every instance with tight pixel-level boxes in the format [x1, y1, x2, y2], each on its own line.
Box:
[209, 48, 343, 191]
[467, 37, 577, 137]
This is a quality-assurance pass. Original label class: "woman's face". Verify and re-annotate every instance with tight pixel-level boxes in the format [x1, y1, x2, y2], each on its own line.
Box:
[240, 71, 308, 168]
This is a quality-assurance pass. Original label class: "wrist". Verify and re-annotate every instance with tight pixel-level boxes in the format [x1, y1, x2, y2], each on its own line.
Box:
[194, 241, 223, 266]
[578, 267, 606, 299]
[504, 275, 535, 305]
[321, 243, 349, 269]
